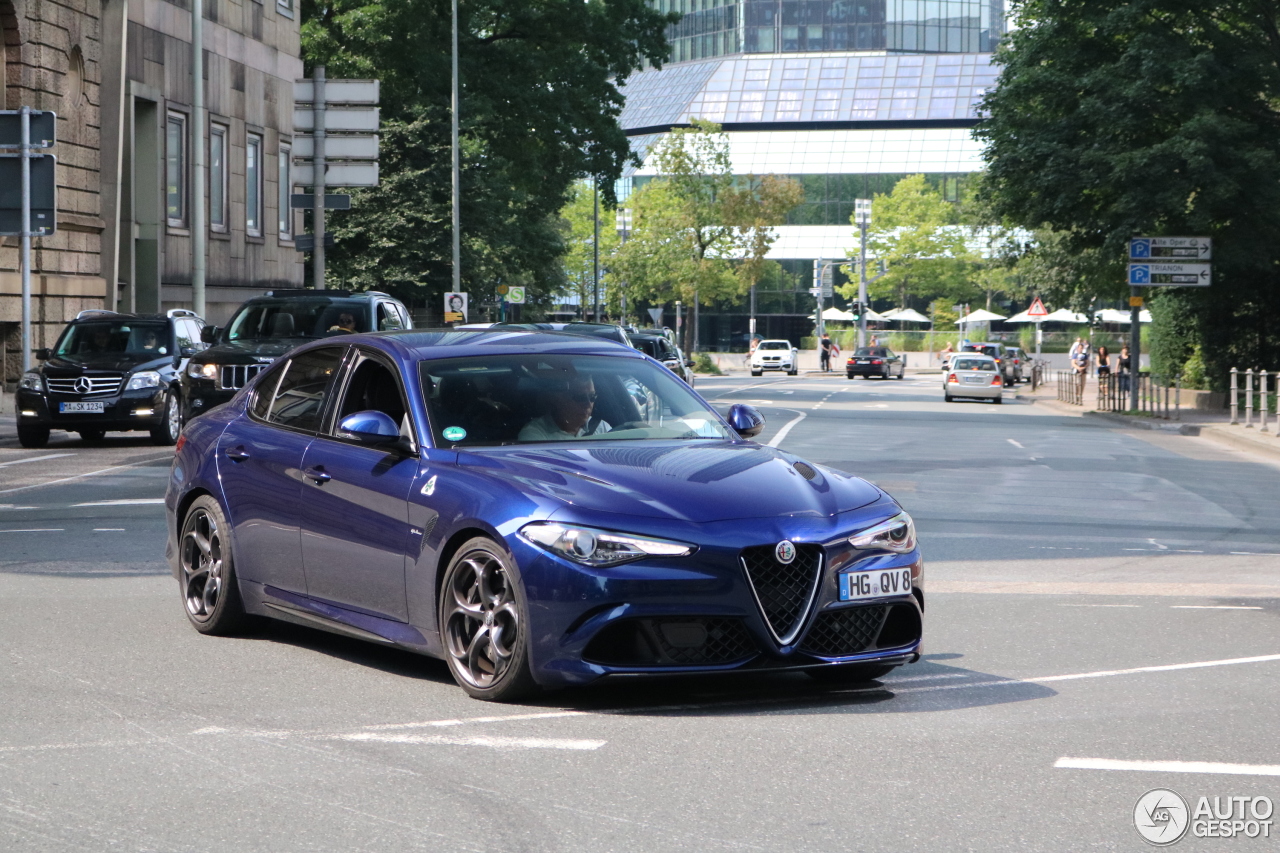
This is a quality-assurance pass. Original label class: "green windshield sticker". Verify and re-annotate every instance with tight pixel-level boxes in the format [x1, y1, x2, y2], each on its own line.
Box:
[442, 426, 466, 442]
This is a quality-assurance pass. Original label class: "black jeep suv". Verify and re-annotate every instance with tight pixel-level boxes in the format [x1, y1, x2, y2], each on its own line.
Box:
[14, 309, 206, 447]
[180, 289, 412, 422]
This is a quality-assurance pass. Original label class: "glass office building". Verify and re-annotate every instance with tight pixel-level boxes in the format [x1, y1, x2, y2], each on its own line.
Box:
[617, 1, 1003, 346]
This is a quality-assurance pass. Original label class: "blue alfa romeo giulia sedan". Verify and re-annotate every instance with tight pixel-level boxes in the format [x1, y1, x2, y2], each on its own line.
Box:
[165, 330, 923, 700]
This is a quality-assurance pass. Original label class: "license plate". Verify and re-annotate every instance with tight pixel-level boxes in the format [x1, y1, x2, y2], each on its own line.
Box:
[59, 401, 104, 413]
[839, 568, 913, 601]
[963, 375, 986, 383]
[857, 359, 869, 363]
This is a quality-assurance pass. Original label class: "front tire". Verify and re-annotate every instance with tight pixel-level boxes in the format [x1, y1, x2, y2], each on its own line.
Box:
[150, 391, 182, 446]
[751, 370, 762, 377]
[179, 496, 250, 635]
[17, 425, 49, 448]
[806, 663, 898, 683]
[993, 395, 1003, 404]
[440, 537, 539, 702]
[944, 393, 953, 402]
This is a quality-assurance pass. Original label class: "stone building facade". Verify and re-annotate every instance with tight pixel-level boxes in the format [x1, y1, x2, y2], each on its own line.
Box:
[1, 0, 304, 390]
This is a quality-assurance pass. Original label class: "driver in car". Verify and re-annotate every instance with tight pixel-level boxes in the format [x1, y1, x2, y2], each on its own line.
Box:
[519, 374, 612, 441]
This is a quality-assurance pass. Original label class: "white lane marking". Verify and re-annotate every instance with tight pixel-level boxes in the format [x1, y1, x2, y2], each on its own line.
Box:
[93, 528, 126, 532]
[864, 403, 889, 409]
[0, 528, 64, 533]
[1059, 596, 1141, 604]
[0, 453, 75, 468]
[72, 498, 166, 507]
[362, 711, 587, 731]
[1148, 538, 1169, 550]
[1007, 439, 1025, 448]
[333, 732, 606, 751]
[0, 456, 171, 495]
[883, 653, 1280, 696]
[766, 411, 806, 447]
[1055, 757, 1280, 777]
[1171, 605, 1262, 610]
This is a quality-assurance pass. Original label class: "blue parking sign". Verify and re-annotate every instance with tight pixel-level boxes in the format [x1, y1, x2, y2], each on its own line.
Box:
[1130, 239, 1151, 259]
[1129, 265, 1151, 284]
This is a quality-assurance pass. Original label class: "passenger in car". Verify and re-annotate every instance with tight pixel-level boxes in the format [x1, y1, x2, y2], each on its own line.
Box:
[518, 374, 613, 441]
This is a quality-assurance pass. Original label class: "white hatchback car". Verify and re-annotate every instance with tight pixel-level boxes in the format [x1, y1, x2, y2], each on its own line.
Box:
[943, 353, 1004, 403]
[750, 340, 798, 376]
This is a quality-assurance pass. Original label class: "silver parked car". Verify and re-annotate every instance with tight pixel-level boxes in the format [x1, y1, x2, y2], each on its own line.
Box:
[943, 353, 1004, 403]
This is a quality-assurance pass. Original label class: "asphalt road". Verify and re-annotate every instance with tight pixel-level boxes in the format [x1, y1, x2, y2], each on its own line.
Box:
[2, 374, 1279, 852]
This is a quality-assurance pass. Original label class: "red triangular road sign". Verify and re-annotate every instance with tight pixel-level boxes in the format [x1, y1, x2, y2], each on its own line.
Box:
[1027, 297, 1048, 318]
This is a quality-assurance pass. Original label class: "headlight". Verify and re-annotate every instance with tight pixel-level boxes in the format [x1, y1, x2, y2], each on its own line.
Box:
[520, 522, 695, 567]
[18, 372, 44, 393]
[849, 512, 916, 554]
[126, 371, 163, 391]
[187, 362, 218, 380]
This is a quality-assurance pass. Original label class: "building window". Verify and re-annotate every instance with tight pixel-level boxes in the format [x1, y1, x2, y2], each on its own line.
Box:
[277, 0, 295, 13]
[278, 144, 292, 240]
[246, 132, 263, 237]
[210, 123, 228, 232]
[165, 112, 187, 227]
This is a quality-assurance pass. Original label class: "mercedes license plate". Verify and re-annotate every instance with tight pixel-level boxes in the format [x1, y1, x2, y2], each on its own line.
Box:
[839, 568, 912, 601]
[59, 401, 104, 413]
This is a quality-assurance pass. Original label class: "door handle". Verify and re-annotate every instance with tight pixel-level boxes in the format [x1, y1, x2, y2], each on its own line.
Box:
[303, 465, 332, 485]
[224, 445, 250, 462]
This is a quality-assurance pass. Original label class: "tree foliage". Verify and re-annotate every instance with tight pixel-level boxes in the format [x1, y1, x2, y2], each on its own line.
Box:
[557, 182, 620, 319]
[300, 0, 675, 315]
[976, 0, 1280, 386]
[841, 174, 972, 309]
[610, 120, 803, 351]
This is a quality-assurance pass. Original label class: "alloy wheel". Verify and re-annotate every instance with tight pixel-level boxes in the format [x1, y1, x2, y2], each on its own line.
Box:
[167, 393, 181, 440]
[444, 551, 521, 688]
[181, 508, 224, 621]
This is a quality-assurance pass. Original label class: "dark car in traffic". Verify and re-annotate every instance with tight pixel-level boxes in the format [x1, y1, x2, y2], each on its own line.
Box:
[962, 343, 1016, 386]
[181, 289, 412, 422]
[628, 331, 695, 385]
[846, 346, 905, 379]
[15, 309, 205, 447]
[166, 329, 923, 701]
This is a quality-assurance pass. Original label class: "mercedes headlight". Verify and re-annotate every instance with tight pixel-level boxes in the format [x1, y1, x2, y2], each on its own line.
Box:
[18, 372, 44, 393]
[849, 512, 916, 554]
[520, 522, 695, 567]
[126, 371, 163, 391]
[187, 362, 218, 380]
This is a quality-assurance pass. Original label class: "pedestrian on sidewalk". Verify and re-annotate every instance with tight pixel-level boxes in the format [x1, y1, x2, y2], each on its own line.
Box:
[1072, 338, 1090, 396]
[1096, 346, 1111, 377]
[1117, 345, 1132, 394]
[820, 333, 833, 372]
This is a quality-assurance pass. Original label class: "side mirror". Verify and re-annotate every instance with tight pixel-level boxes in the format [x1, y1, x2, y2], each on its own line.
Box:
[180, 346, 198, 357]
[725, 404, 765, 439]
[200, 326, 219, 344]
[685, 358, 694, 368]
[338, 410, 401, 446]
[35, 348, 51, 361]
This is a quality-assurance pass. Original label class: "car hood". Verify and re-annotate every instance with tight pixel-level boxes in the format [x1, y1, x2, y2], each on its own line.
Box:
[197, 339, 308, 363]
[42, 354, 169, 373]
[455, 441, 881, 523]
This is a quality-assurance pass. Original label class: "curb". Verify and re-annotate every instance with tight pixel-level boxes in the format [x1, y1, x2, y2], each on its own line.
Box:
[1083, 410, 1201, 435]
[1199, 423, 1280, 461]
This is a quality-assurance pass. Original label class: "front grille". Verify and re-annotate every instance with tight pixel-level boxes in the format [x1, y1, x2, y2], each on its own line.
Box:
[583, 617, 757, 667]
[219, 364, 267, 391]
[740, 543, 823, 645]
[800, 605, 887, 657]
[46, 375, 123, 396]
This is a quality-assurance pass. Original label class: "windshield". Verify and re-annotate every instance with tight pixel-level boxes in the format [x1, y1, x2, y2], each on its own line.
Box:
[758, 341, 790, 350]
[226, 299, 370, 341]
[56, 320, 169, 358]
[421, 353, 733, 446]
[854, 347, 889, 356]
[954, 358, 996, 371]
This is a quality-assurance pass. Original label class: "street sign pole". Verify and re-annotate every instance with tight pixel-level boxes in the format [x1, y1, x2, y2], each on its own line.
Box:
[1130, 288, 1141, 412]
[312, 66, 326, 289]
[855, 199, 871, 350]
[191, 0, 206, 317]
[20, 106, 31, 372]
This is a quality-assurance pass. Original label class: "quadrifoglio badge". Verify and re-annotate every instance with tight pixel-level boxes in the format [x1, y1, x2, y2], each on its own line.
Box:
[1134, 789, 1273, 845]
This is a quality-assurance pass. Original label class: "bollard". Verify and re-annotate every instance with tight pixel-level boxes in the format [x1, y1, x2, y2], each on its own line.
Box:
[1246, 368, 1255, 428]
[1263, 371, 1271, 434]
[1164, 377, 1170, 419]
[1175, 376, 1181, 422]
[1230, 367, 1238, 424]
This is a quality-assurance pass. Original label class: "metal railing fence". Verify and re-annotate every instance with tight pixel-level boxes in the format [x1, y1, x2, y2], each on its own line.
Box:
[1096, 373, 1180, 420]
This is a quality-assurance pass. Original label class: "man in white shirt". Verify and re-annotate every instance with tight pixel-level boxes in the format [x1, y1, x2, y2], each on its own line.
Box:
[519, 375, 612, 441]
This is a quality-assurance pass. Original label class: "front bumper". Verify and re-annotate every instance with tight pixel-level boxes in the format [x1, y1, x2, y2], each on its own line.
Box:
[752, 361, 793, 372]
[510, 509, 924, 688]
[181, 377, 237, 420]
[16, 387, 168, 431]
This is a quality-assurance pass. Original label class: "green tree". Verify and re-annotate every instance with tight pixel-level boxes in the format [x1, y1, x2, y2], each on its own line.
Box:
[842, 174, 971, 310]
[557, 182, 620, 320]
[301, 0, 676, 315]
[976, 0, 1280, 388]
[611, 120, 803, 352]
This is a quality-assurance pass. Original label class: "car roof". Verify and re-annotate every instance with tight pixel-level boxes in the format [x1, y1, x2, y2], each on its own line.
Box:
[325, 328, 644, 362]
[953, 352, 997, 360]
[71, 311, 170, 323]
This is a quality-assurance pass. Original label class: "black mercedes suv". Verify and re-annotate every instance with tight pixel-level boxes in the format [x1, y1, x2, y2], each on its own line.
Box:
[14, 309, 206, 448]
[180, 289, 412, 422]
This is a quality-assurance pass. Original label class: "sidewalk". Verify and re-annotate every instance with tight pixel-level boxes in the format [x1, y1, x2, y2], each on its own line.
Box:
[1016, 378, 1280, 461]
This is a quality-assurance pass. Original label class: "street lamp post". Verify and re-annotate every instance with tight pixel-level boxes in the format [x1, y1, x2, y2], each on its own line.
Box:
[855, 199, 871, 349]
